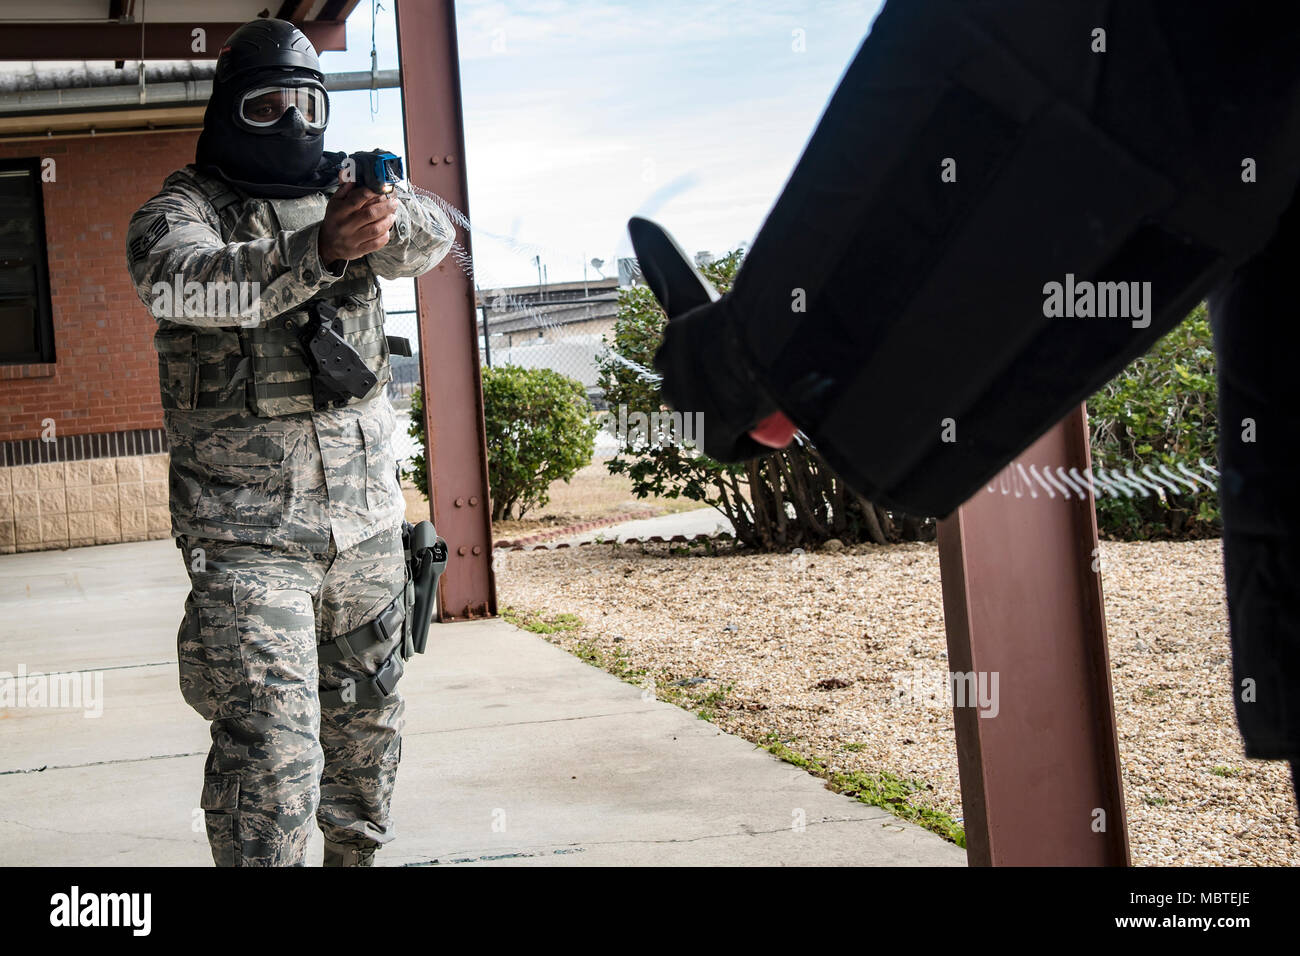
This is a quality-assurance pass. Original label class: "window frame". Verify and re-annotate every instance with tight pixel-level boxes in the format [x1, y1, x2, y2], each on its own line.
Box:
[0, 156, 56, 365]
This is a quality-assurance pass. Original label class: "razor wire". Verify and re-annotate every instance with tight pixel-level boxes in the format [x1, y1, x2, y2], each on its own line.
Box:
[983, 456, 1219, 502]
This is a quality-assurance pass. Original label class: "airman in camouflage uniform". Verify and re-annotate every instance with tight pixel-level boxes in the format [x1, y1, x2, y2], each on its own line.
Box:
[125, 19, 452, 866]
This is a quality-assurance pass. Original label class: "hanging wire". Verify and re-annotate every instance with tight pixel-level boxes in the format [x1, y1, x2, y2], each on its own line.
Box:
[137, 0, 147, 105]
[369, 0, 382, 119]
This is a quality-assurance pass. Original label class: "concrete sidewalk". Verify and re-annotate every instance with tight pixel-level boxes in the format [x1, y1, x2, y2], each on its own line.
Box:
[0, 538, 964, 866]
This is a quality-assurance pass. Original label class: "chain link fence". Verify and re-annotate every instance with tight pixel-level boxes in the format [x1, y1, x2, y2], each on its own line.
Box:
[380, 272, 631, 471]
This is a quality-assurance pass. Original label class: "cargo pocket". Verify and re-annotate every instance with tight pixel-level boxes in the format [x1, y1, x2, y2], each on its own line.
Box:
[193, 426, 287, 528]
[200, 772, 242, 868]
[178, 590, 252, 721]
[154, 329, 198, 411]
[232, 574, 318, 722]
[158, 351, 197, 410]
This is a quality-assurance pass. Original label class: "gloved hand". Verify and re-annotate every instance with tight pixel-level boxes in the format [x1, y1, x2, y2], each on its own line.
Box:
[630, 217, 788, 463]
[750, 410, 797, 449]
[319, 176, 399, 263]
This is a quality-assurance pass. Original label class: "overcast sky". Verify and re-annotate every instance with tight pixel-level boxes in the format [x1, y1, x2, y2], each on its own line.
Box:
[321, 0, 884, 294]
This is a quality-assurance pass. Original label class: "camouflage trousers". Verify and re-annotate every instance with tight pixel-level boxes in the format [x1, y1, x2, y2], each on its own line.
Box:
[177, 525, 406, 867]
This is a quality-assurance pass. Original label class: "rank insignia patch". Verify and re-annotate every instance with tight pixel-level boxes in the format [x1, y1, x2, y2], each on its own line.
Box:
[128, 215, 169, 263]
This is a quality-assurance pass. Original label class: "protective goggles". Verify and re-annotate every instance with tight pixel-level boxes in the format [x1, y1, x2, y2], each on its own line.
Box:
[236, 85, 328, 130]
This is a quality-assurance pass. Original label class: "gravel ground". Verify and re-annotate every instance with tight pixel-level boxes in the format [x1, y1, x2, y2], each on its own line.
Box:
[401, 461, 700, 536]
[495, 535, 1299, 865]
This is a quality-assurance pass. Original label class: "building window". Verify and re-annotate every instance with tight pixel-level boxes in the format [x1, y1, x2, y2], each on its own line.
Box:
[0, 158, 55, 365]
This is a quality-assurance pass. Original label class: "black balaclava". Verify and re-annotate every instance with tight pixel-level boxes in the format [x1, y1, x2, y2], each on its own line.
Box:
[195, 18, 344, 198]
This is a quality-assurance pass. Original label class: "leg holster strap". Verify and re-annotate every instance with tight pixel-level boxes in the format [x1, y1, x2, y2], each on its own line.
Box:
[317, 591, 404, 666]
[318, 651, 404, 709]
[317, 590, 407, 709]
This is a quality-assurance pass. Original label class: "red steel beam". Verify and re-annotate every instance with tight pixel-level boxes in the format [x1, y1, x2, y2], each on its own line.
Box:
[0, 22, 347, 60]
[275, 2, 318, 22]
[394, 0, 496, 621]
[318, 0, 365, 22]
[937, 405, 1129, 865]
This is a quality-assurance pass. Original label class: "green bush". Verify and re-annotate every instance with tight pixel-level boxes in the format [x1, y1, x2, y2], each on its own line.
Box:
[405, 366, 598, 522]
[480, 365, 597, 521]
[1086, 303, 1220, 540]
[404, 385, 431, 501]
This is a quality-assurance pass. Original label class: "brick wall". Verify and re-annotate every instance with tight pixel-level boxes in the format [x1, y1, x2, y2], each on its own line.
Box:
[0, 453, 170, 553]
[0, 131, 196, 552]
[0, 130, 197, 443]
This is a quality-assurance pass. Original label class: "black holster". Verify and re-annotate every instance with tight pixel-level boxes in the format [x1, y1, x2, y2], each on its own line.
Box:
[402, 519, 448, 658]
[298, 301, 378, 409]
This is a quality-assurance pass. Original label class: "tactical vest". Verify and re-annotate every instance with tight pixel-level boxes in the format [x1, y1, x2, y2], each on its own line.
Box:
[153, 167, 392, 417]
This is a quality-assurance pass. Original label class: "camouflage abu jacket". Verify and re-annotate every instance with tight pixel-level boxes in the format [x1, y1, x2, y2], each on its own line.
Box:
[125, 166, 453, 552]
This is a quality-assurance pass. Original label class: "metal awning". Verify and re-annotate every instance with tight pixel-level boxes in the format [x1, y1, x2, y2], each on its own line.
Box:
[0, 66, 399, 141]
[0, 1, 360, 60]
[0, 2, 364, 138]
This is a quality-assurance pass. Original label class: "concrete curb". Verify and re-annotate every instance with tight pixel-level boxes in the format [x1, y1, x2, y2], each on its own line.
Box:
[498, 531, 736, 553]
[492, 509, 659, 549]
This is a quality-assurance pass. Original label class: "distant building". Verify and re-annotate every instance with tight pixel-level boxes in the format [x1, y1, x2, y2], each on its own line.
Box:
[477, 271, 631, 404]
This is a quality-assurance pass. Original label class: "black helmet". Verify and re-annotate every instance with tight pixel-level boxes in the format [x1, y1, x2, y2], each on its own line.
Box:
[215, 18, 323, 85]
[196, 17, 337, 197]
